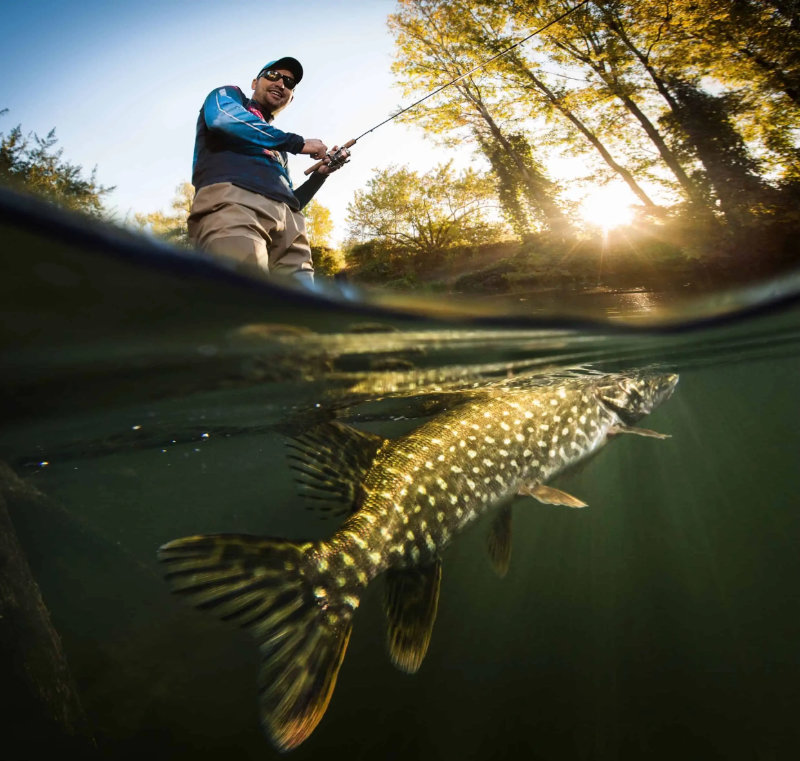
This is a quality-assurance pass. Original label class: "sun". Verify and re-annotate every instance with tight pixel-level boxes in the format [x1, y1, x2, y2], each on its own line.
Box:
[579, 186, 636, 231]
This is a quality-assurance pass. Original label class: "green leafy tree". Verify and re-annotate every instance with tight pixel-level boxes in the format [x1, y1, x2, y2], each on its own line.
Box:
[302, 199, 335, 248]
[389, 0, 571, 237]
[0, 117, 112, 216]
[609, 0, 800, 185]
[134, 181, 194, 246]
[311, 246, 346, 277]
[301, 200, 346, 277]
[516, 1, 708, 207]
[380, 0, 799, 281]
[346, 162, 503, 262]
[586, 1, 768, 224]
[394, 0, 800, 226]
[436, 0, 660, 210]
[521, 0, 795, 216]
[497, 45, 660, 212]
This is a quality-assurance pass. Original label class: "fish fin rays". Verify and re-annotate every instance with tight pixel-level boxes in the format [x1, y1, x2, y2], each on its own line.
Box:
[257, 613, 352, 752]
[383, 561, 442, 674]
[609, 425, 671, 439]
[518, 483, 588, 508]
[287, 422, 388, 516]
[487, 505, 513, 577]
[158, 534, 355, 752]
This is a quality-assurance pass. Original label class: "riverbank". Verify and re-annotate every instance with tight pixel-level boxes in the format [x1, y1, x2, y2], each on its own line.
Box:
[342, 214, 800, 299]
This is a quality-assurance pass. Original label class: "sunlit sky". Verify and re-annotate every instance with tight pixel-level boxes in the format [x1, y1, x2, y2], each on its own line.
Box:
[1, 0, 639, 242]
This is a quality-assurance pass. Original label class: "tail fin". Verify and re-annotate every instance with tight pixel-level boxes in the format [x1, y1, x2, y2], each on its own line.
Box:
[158, 534, 354, 751]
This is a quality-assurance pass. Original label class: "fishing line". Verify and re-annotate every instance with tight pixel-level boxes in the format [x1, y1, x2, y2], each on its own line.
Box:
[306, 0, 591, 173]
[355, 0, 590, 141]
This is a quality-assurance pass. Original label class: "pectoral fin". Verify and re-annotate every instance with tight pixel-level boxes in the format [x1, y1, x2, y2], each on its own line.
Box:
[383, 560, 442, 674]
[609, 425, 671, 439]
[487, 505, 513, 577]
[518, 483, 588, 508]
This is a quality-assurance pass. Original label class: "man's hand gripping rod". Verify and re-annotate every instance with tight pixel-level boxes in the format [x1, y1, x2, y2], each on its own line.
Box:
[304, 138, 356, 175]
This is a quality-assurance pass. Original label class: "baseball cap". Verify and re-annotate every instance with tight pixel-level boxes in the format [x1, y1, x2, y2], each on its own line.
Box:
[259, 57, 303, 85]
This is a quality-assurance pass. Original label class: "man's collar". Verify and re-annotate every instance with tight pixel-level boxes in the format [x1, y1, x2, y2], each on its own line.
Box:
[246, 98, 273, 122]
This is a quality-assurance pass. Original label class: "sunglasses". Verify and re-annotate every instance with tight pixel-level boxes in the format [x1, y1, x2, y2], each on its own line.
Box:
[258, 69, 297, 90]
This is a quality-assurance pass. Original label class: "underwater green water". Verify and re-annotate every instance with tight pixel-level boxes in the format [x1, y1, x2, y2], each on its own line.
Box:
[1, 196, 799, 759]
[2, 300, 799, 761]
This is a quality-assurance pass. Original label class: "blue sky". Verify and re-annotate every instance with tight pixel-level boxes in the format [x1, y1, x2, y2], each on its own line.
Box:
[0, 0, 456, 241]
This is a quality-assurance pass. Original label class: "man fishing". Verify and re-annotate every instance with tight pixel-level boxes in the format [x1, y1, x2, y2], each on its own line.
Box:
[187, 56, 349, 283]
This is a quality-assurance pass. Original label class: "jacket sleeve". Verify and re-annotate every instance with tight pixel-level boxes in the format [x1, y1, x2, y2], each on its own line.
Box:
[202, 86, 305, 154]
[293, 172, 328, 210]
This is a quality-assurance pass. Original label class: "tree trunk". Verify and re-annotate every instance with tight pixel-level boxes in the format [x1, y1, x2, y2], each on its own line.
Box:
[511, 55, 659, 210]
[550, 25, 708, 207]
[463, 85, 570, 235]
[613, 86, 708, 207]
[476, 132, 532, 238]
[602, 7, 764, 222]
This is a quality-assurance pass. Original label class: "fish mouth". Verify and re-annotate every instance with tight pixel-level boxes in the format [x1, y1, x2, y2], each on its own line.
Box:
[659, 373, 680, 400]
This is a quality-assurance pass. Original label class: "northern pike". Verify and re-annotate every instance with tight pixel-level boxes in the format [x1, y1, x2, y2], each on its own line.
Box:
[158, 369, 678, 750]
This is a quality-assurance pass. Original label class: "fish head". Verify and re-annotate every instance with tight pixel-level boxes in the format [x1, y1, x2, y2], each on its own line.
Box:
[594, 371, 679, 425]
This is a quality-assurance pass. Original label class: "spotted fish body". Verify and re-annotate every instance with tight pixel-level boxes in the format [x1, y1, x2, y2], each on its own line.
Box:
[159, 370, 678, 750]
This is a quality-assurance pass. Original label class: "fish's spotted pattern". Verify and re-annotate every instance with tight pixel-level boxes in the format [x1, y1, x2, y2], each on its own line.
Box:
[318, 373, 678, 580]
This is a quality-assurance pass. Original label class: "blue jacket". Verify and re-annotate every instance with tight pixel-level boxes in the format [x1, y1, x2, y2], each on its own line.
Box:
[192, 85, 325, 211]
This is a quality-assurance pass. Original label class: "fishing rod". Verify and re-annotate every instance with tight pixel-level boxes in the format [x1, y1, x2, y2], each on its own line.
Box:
[305, 0, 591, 175]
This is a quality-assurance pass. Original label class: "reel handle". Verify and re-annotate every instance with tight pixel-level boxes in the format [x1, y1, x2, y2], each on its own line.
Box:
[304, 138, 356, 175]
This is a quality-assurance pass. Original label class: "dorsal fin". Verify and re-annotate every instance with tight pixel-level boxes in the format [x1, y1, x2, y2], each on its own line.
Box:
[287, 422, 387, 516]
[383, 561, 442, 674]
